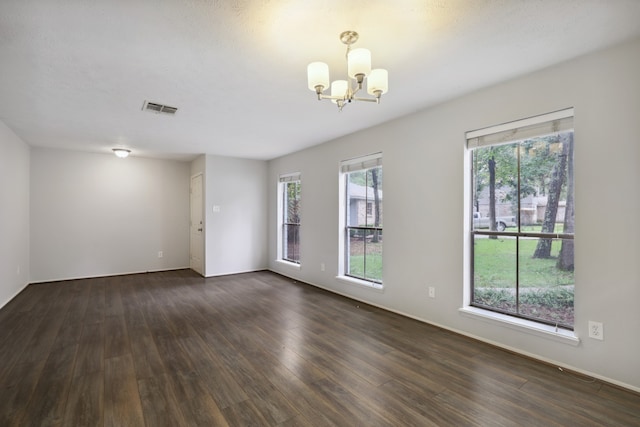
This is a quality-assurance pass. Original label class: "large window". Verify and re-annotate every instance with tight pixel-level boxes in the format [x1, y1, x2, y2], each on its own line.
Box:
[467, 109, 575, 329]
[340, 153, 383, 285]
[279, 173, 301, 264]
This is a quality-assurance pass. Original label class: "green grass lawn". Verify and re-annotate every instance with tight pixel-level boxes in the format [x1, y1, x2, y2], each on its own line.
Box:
[474, 236, 574, 288]
[519, 224, 566, 233]
[349, 254, 382, 282]
[473, 235, 574, 327]
[346, 233, 573, 289]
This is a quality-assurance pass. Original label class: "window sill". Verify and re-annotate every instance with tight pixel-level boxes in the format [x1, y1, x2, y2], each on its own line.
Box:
[336, 275, 384, 292]
[458, 306, 580, 346]
[275, 259, 301, 270]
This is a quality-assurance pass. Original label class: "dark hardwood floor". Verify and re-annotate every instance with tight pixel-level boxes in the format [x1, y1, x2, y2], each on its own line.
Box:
[0, 269, 638, 426]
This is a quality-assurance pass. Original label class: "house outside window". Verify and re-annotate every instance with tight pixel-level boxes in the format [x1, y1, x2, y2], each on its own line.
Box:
[339, 153, 383, 286]
[467, 109, 575, 329]
[278, 173, 301, 264]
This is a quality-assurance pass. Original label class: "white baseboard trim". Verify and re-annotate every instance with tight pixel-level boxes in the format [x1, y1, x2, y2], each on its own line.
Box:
[28, 266, 191, 284]
[204, 268, 268, 278]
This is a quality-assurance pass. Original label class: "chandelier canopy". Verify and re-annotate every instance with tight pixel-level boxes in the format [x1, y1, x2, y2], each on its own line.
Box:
[307, 31, 388, 111]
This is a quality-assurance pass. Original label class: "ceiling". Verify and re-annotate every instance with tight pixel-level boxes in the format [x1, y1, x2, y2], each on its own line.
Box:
[1, 1, 639, 161]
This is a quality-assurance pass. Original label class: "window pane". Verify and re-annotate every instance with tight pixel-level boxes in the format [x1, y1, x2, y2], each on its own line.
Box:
[472, 144, 518, 232]
[283, 224, 300, 262]
[519, 237, 574, 328]
[368, 166, 383, 228]
[285, 182, 301, 225]
[473, 235, 517, 314]
[346, 167, 382, 228]
[347, 230, 362, 277]
[347, 228, 383, 282]
[519, 132, 574, 232]
[347, 171, 366, 227]
[364, 229, 383, 282]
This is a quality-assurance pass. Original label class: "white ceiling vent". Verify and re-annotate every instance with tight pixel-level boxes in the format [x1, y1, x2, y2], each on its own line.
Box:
[142, 101, 178, 115]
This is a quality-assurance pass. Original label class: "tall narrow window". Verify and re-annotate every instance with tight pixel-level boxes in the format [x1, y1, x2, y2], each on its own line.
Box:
[340, 153, 383, 285]
[467, 108, 575, 329]
[279, 173, 301, 264]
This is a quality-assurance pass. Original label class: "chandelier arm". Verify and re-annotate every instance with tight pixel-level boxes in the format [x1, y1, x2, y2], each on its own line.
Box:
[352, 97, 379, 103]
[319, 94, 347, 101]
[350, 80, 364, 97]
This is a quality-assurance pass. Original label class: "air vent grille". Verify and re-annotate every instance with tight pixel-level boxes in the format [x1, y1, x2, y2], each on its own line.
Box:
[142, 101, 178, 115]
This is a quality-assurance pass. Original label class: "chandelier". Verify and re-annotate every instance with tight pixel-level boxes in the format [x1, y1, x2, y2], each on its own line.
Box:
[307, 31, 388, 111]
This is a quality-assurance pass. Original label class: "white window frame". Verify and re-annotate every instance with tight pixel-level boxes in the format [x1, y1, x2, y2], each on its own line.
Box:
[276, 172, 301, 269]
[461, 108, 579, 345]
[337, 153, 383, 290]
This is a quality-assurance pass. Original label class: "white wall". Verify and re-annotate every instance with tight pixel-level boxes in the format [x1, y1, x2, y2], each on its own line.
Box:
[0, 120, 30, 308]
[268, 37, 640, 391]
[30, 148, 190, 281]
[203, 155, 268, 276]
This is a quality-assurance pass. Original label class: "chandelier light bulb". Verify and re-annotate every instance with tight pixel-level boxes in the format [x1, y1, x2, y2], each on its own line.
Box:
[331, 80, 348, 104]
[307, 62, 330, 93]
[367, 69, 388, 96]
[347, 48, 371, 80]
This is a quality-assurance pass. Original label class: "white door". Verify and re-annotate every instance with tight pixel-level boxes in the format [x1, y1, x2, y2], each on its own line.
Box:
[190, 174, 204, 275]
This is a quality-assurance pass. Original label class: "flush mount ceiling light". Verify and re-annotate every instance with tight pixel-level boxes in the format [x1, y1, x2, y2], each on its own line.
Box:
[112, 148, 131, 158]
[307, 30, 388, 111]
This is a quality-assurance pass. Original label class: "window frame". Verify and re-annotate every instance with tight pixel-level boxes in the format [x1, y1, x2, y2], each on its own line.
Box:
[277, 173, 301, 266]
[338, 153, 383, 289]
[466, 108, 575, 330]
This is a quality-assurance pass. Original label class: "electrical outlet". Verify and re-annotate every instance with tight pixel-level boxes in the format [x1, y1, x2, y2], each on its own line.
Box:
[158, 251, 163, 258]
[320, 263, 325, 271]
[428, 286, 436, 299]
[588, 321, 603, 340]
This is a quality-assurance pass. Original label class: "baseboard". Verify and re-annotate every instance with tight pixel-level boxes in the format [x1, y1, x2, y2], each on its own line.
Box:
[28, 266, 191, 284]
[204, 268, 268, 278]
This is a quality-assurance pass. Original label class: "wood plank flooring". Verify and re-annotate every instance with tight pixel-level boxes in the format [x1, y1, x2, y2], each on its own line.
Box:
[0, 269, 638, 426]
